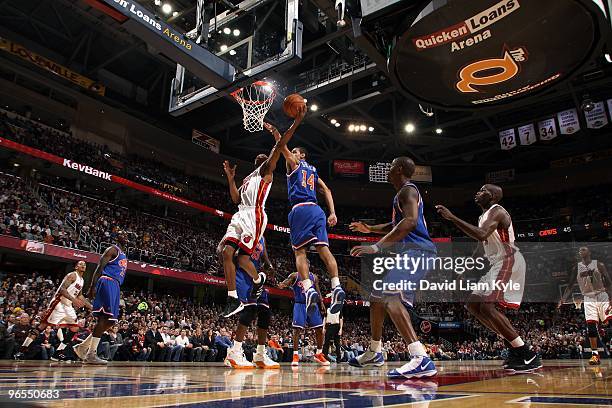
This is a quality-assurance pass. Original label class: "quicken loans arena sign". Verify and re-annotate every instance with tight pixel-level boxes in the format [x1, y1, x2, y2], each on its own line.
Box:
[389, 0, 609, 110]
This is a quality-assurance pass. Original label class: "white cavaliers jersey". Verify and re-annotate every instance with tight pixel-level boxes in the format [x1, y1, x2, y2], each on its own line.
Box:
[56, 272, 84, 306]
[238, 166, 271, 210]
[478, 204, 518, 263]
[577, 260, 605, 296]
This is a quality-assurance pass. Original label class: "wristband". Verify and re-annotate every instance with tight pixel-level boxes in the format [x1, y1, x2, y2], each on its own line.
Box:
[371, 244, 380, 253]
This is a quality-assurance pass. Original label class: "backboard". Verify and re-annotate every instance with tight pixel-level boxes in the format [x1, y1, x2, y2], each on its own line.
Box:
[168, 0, 302, 116]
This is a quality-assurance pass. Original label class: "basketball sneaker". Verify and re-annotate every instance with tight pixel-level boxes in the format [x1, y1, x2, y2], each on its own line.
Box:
[225, 348, 255, 369]
[329, 286, 346, 314]
[222, 296, 244, 318]
[72, 342, 88, 361]
[387, 355, 437, 379]
[314, 353, 330, 366]
[250, 272, 267, 299]
[83, 353, 108, 365]
[589, 353, 601, 365]
[505, 347, 542, 373]
[253, 351, 280, 369]
[291, 353, 300, 366]
[305, 287, 319, 314]
[348, 350, 385, 367]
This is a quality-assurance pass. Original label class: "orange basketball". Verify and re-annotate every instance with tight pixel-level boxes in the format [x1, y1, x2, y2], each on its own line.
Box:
[283, 93, 306, 118]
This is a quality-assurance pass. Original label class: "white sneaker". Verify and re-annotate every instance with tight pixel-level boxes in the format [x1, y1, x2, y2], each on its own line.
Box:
[84, 353, 108, 365]
[225, 348, 255, 369]
[348, 350, 385, 367]
[253, 352, 280, 369]
[387, 355, 437, 379]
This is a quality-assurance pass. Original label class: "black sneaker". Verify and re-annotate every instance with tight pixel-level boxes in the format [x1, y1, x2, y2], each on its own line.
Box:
[222, 296, 244, 317]
[505, 347, 542, 373]
[250, 272, 267, 299]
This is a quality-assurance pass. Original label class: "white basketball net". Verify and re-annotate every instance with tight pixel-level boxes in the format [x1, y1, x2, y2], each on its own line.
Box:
[231, 81, 276, 132]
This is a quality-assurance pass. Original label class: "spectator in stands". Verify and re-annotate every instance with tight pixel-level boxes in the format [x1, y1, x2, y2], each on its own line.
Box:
[99, 325, 122, 361]
[267, 334, 283, 362]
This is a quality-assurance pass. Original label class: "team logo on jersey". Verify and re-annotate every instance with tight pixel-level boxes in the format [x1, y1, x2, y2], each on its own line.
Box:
[243, 236, 252, 244]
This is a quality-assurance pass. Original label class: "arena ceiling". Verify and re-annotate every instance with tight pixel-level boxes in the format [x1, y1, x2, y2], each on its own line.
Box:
[1, 0, 612, 181]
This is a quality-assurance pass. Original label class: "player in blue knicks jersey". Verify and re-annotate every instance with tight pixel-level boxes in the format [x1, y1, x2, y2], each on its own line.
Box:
[73, 231, 128, 364]
[349, 157, 437, 379]
[266, 130, 345, 316]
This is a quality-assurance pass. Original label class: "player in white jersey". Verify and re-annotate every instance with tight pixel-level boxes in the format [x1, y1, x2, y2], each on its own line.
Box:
[40, 261, 92, 359]
[437, 184, 541, 373]
[220, 106, 306, 317]
[559, 247, 611, 365]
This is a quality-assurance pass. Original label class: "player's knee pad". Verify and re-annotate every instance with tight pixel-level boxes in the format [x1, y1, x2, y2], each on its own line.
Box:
[257, 306, 271, 330]
[239, 306, 257, 327]
[588, 322, 598, 337]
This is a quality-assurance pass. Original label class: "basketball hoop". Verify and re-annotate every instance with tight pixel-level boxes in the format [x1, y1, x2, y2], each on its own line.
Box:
[231, 81, 276, 132]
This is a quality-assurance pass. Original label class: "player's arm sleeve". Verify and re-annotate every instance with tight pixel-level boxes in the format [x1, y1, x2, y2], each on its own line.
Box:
[317, 178, 336, 215]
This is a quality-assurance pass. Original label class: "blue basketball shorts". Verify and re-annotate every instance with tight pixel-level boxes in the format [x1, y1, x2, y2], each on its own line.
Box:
[92, 276, 121, 321]
[236, 267, 269, 307]
[288, 203, 328, 250]
[292, 302, 323, 329]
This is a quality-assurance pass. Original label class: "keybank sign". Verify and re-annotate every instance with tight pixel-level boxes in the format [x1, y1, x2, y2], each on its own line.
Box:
[62, 159, 112, 181]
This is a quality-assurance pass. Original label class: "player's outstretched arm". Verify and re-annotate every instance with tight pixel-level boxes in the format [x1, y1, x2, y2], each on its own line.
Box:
[350, 186, 419, 256]
[87, 245, 117, 297]
[436, 204, 501, 241]
[260, 106, 306, 178]
[223, 160, 240, 205]
[277, 272, 297, 289]
[263, 123, 299, 173]
[317, 178, 337, 227]
[349, 221, 393, 235]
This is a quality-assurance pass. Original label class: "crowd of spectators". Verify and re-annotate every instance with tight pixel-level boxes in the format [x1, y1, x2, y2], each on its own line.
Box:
[1, 271, 607, 364]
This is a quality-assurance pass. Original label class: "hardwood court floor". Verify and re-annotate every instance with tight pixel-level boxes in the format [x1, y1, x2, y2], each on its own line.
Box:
[0, 360, 610, 407]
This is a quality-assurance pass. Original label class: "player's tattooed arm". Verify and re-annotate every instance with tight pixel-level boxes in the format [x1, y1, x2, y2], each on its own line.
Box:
[58, 272, 78, 303]
[317, 178, 337, 227]
[77, 294, 93, 310]
[349, 221, 393, 235]
[350, 186, 419, 256]
[263, 123, 298, 174]
[87, 245, 117, 298]
[277, 272, 296, 289]
[436, 204, 505, 242]
[223, 160, 240, 205]
[260, 105, 306, 179]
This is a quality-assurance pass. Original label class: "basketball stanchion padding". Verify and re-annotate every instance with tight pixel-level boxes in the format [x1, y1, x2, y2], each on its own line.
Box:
[231, 81, 276, 132]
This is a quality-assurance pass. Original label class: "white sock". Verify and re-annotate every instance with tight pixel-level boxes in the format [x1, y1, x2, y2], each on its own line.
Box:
[253, 274, 261, 284]
[56, 329, 64, 342]
[510, 337, 525, 348]
[57, 343, 66, 351]
[370, 340, 382, 353]
[407, 341, 427, 357]
[316, 348, 322, 354]
[331, 277, 340, 288]
[22, 337, 33, 347]
[302, 278, 313, 291]
[593, 350, 599, 355]
[88, 337, 100, 356]
[257, 345, 266, 354]
[233, 341, 242, 351]
[228, 290, 238, 298]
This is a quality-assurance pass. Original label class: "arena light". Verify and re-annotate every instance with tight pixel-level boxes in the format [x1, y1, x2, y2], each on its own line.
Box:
[359, 124, 366, 131]
[161, 3, 172, 14]
[368, 126, 374, 132]
[172, 11, 178, 17]
[330, 118, 337, 124]
[154, 0, 161, 5]
[405, 123, 415, 133]
[233, 29, 240, 37]
[220, 44, 228, 52]
[348, 124, 355, 132]
[229, 49, 236, 56]
[334, 122, 340, 127]
[310, 104, 319, 112]
[223, 27, 231, 35]
[606, 53, 612, 63]
[435, 128, 443, 134]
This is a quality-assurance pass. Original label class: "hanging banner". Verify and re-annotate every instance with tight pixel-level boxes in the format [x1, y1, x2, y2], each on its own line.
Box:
[557, 109, 580, 134]
[537, 118, 558, 141]
[518, 123, 537, 145]
[486, 168, 515, 183]
[585, 101, 608, 129]
[607, 99, 612, 121]
[499, 129, 517, 150]
[0, 37, 106, 96]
